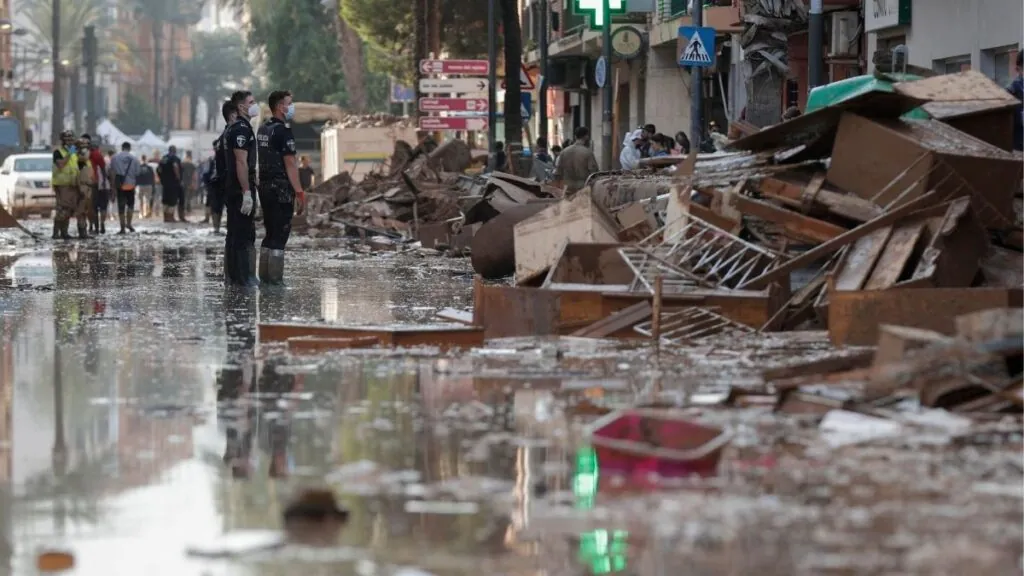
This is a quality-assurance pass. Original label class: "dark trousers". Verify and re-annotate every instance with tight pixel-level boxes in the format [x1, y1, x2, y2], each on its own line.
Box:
[116, 190, 136, 215]
[162, 183, 181, 207]
[206, 183, 224, 216]
[224, 190, 256, 285]
[261, 200, 294, 250]
[258, 179, 295, 250]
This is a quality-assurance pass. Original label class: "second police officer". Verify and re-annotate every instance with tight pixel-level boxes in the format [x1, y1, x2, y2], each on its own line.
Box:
[208, 99, 238, 236]
[256, 90, 306, 285]
[223, 90, 260, 287]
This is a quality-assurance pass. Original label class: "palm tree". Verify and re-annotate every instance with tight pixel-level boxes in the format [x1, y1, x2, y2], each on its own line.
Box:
[176, 30, 247, 129]
[740, 0, 807, 127]
[120, 0, 204, 128]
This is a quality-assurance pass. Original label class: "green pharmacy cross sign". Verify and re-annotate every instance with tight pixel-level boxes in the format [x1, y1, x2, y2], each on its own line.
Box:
[573, 0, 627, 29]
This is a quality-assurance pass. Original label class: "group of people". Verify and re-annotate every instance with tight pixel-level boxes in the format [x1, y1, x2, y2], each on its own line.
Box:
[50, 130, 204, 238]
[51, 88, 308, 289]
[619, 124, 696, 170]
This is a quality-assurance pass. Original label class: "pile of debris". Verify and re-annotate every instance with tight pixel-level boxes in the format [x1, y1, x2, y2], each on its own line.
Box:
[326, 113, 418, 129]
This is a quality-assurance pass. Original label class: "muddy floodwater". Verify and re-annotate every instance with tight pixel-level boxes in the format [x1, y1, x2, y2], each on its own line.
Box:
[0, 228, 1020, 575]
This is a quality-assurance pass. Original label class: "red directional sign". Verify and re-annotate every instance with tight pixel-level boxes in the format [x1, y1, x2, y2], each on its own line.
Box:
[419, 59, 490, 75]
[418, 97, 489, 113]
[419, 116, 488, 131]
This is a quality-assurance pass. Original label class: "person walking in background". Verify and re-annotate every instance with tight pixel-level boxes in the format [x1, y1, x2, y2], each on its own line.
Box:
[485, 141, 507, 173]
[157, 145, 183, 223]
[181, 151, 197, 220]
[619, 129, 643, 170]
[298, 155, 315, 191]
[136, 155, 155, 218]
[553, 126, 600, 194]
[111, 142, 139, 234]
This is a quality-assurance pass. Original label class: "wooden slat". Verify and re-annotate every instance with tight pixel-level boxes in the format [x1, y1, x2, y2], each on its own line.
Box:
[833, 227, 893, 291]
[863, 221, 926, 289]
[729, 194, 847, 243]
[571, 301, 652, 338]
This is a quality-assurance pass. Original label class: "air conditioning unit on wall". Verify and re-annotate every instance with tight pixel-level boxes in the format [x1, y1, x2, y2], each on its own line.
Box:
[829, 11, 860, 57]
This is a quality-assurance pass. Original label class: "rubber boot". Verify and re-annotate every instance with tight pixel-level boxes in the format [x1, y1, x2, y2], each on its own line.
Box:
[246, 246, 260, 287]
[78, 223, 89, 239]
[118, 213, 126, 234]
[52, 220, 60, 239]
[163, 207, 175, 223]
[202, 207, 210, 224]
[126, 211, 135, 232]
[212, 212, 222, 234]
[177, 203, 189, 223]
[267, 249, 285, 285]
[258, 247, 271, 283]
[59, 220, 72, 240]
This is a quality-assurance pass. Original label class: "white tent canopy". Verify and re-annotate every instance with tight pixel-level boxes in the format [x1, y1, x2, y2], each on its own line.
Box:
[136, 129, 168, 152]
[95, 119, 138, 149]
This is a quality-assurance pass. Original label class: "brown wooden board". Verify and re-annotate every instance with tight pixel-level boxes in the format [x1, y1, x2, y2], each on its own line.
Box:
[259, 323, 484, 350]
[287, 336, 381, 354]
[571, 301, 652, 338]
[909, 197, 990, 288]
[863, 220, 926, 289]
[833, 227, 892, 291]
[827, 286, 1024, 346]
[729, 194, 847, 243]
[756, 176, 883, 223]
[475, 284, 560, 339]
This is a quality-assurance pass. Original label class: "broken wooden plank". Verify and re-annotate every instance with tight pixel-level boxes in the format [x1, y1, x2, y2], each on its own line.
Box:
[863, 220, 927, 289]
[762, 350, 875, 382]
[435, 308, 475, 325]
[259, 323, 484, 350]
[908, 196, 990, 288]
[475, 284, 560, 339]
[571, 301, 652, 338]
[833, 227, 893, 291]
[287, 336, 381, 354]
[729, 193, 848, 243]
[872, 324, 954, 367]
[739, 189, 943, 290]
[757, 176, 883, 223]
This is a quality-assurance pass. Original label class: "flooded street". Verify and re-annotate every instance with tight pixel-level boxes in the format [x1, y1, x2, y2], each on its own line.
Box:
[0, 225, 1020, 575]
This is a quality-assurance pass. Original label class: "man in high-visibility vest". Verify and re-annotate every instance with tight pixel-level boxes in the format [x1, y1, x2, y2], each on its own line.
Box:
[74, 138, 94, 238]
[51, 129, 84, 240]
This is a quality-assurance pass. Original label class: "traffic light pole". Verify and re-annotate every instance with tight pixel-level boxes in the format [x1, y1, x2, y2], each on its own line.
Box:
[690, 0, 703, 152]
[487, 0, 497, 153]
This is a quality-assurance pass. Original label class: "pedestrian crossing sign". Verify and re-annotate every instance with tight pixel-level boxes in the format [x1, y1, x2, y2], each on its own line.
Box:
[573, 0, 627, 30]
[678, 26, 716, 68]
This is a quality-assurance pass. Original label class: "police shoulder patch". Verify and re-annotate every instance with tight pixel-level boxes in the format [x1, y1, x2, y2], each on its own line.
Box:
[235, 134, 247, 148]
[286, 139, 295, 152]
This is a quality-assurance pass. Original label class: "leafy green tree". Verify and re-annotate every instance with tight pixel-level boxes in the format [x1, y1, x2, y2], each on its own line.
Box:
[176, 30, 248, 129]
[341, 0, 488, 84]
[114, 91, 164, 135]
[247, 0, 347, 105]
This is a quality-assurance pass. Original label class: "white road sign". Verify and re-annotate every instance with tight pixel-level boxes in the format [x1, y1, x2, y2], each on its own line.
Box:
[418, 78, 490, 94]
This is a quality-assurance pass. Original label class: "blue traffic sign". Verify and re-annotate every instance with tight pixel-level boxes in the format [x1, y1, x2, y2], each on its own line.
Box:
[678, 26, 716, 68]
[521, 93, 532, 120]
[390, 80, 415, 103]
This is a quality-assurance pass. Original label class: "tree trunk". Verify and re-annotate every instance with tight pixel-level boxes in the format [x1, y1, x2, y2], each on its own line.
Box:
[152, 22, 163, 127]
[744, 69, 783, 127]
[334, 15, 368, 113]
[189, 91, 199, 130]
[413, 0, 427, 112]
[70, 67, 81, 134]
[500, 0, 522, 149]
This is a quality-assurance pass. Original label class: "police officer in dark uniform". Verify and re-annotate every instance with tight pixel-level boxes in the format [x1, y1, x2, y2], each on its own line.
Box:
[256, 90, 306, 285]
[223, 90, 260, 287]
[208, 100, 237, 235]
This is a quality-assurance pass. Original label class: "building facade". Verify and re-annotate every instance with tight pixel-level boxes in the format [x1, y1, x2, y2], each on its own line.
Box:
[865, 0, 1020, 85]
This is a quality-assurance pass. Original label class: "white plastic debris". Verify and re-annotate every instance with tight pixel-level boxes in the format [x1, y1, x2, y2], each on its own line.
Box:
[819, 410, 904, 448]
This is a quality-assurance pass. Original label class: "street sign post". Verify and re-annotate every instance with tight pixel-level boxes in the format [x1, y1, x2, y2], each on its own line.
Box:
[678, 26, 716, 68]
[520, 93, 532, 120]
[418, 116, 489, 131]
[419, 78, 490, 93]
[418, 59, 490, 75]
[418, 97, 489, 112]
[500, 62, 537, 90]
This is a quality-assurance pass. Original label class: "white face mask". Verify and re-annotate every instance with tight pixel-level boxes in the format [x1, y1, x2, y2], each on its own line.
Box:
[285, 103, 295, 121]
[246, 103, 260, 119]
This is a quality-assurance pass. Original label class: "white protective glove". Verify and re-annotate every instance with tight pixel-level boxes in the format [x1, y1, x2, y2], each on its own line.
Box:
[240, 191, 254, 216]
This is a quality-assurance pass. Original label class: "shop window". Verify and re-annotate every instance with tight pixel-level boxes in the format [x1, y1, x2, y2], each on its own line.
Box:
[983, 45, 1018, 88]
[935, 55, 971, 74]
